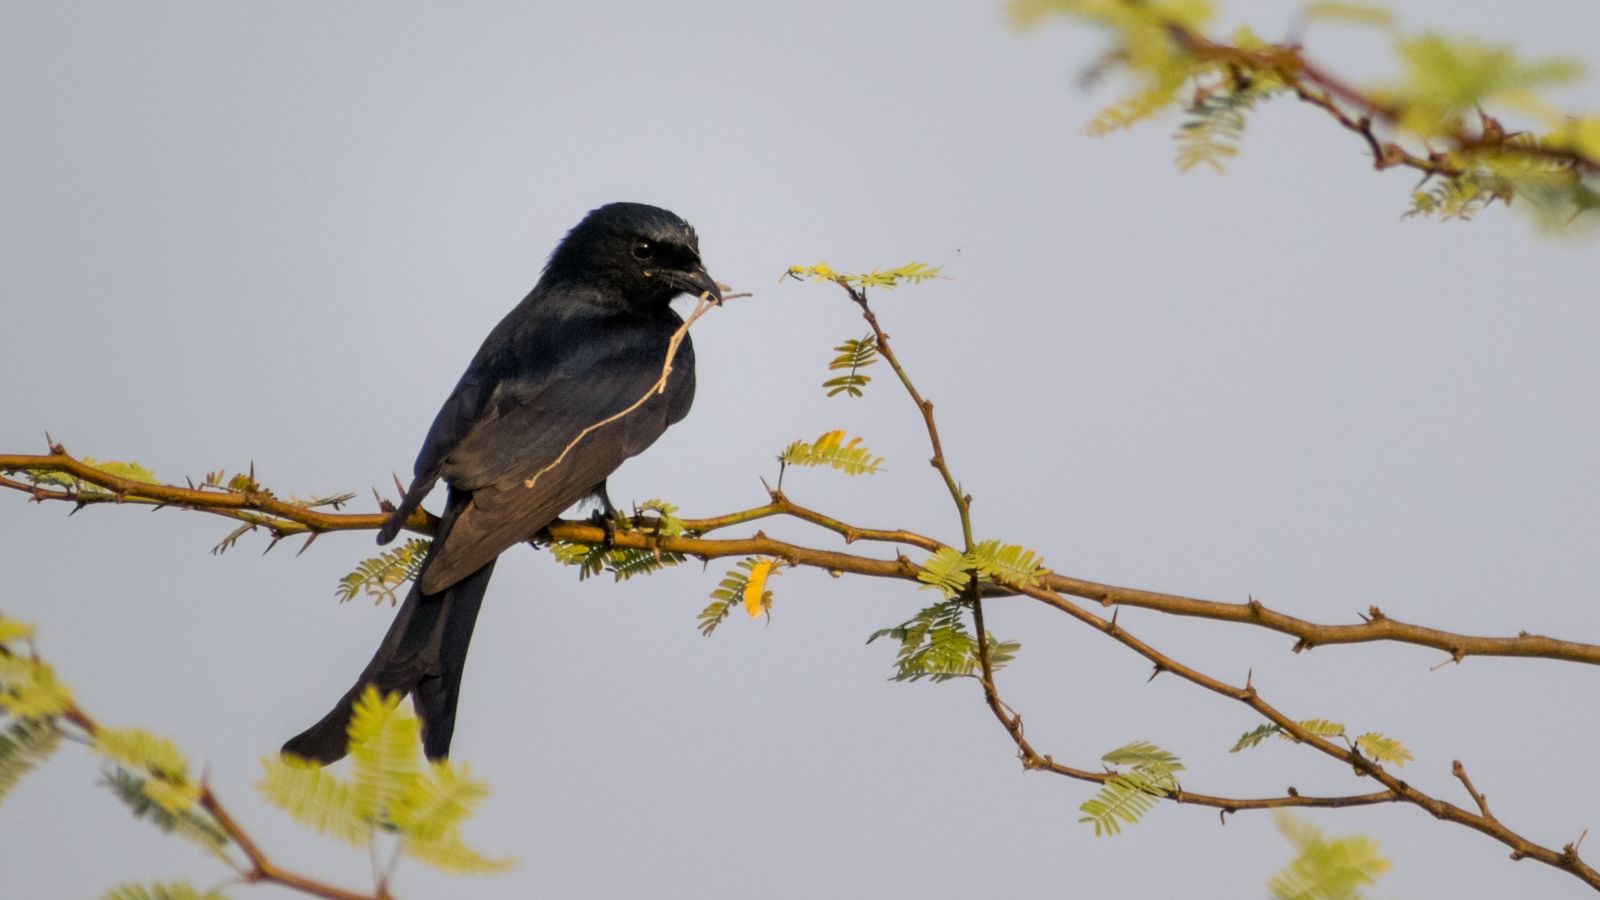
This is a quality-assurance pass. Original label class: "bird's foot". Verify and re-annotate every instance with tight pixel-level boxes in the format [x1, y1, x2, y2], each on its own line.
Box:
[588, 508, 617, 550]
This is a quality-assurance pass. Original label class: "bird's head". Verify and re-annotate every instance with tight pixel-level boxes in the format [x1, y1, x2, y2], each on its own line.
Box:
[544, 202, 720, 309]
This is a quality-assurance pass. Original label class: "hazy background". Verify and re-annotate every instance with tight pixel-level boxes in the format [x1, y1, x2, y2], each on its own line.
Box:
[4, 2, 1598, 897]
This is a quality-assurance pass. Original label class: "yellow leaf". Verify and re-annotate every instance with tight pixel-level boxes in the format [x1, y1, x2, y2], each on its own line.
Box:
[0, 617, 35, 645]
[95, 727, 191, 781]
[743, 560, 774, 619]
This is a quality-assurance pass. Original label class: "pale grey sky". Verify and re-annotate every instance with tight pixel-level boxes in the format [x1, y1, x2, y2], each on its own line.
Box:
[4, 2, 1599, 898]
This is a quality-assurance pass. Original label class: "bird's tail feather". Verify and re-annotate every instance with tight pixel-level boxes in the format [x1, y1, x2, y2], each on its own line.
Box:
[283, 495, 493, 764]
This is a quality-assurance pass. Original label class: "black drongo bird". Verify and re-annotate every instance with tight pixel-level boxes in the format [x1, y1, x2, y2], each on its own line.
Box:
[283, 202, 717, 763]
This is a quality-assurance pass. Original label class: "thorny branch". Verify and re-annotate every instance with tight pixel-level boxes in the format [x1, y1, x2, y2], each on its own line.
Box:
[54, 704, 388, 900]
[824, 279, 1600, 890]
[5, 293, 1600, 890]
[1168, 23, 1600, 183]
[4, 450, 1600, 668]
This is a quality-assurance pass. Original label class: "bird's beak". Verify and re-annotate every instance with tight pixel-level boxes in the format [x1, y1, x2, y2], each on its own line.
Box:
[681, 264, 723, 305]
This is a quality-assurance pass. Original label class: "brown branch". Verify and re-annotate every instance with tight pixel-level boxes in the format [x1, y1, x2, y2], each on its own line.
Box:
[1173, 27, 1600, 180]
[1039, 574, 1600, 666]
[830, 281, 1600, 890]
[967, 582, 1397, 817]
[1008, 574, 1600, 888]
[57, 702, 387, 900]
[6, 450, 1600, 669]
[200, 787, 389, 900]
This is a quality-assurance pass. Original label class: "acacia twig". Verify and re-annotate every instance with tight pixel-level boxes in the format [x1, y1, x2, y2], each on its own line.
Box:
[5, 450, 1600, 667]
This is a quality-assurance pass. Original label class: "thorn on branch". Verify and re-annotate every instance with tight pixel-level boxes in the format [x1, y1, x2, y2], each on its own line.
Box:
[296, 531, 320, 557]
[1147, 663, 1166, 683]
[1430, 649, 1465, 671]
[1567, 830, 1590, 866]
[1292, 638, 1314, 653]
[1246, 594, 1264, 616]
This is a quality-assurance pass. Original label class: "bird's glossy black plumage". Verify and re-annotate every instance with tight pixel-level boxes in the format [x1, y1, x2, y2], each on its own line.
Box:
[284, 202, 716, 763]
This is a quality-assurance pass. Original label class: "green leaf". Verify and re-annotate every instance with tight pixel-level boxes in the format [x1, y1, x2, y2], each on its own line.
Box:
[403, 828, 516, 875]
[0, 653, 73, 718]
[1300, 1, 1396, 28]
[103, 770, 230, 855]
[94, 727, 190, 782]
[1175, 85, 1281, 173]
[967, 539, 1050, 589]
[780, 430, 885, 476]
[1101, 740, 1184, 774]
[1391, 35, 1583, 132]
[1078, 740, 1184, 837]
[0, 717, 62, 803]
[1291, 719, 1347, 740]
[347, 687, 423, 822]
[1354, 732, 1414, 766]
[0, 617, 36, 645]
[866, 600, 1018, 683]
[634, 499, 686, 537]
[823, 333, 878, 397]
[1267, 811, 1390, 899]
[915, 547, 973, 599]
[257, 755, 372, 847]
[786, 260, 943, 289]
[102, 881, 231, 900]
[1231, 723, 1281, 752]
[336, 538, 431, 604]
[391, 759, 491, 843]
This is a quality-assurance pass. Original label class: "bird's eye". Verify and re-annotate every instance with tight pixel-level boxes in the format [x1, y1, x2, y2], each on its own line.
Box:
[631, 240, 654, 262]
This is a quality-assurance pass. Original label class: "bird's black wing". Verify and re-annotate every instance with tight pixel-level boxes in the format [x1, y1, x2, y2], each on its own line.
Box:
[416, 312, 695, 593]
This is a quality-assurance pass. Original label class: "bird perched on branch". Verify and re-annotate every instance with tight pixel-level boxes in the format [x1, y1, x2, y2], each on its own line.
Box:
[284, 202, 719, 763]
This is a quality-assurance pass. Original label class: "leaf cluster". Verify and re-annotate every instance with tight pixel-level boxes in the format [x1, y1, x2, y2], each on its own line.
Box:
[1231, 718, 1414, 766]
[1010, 0, 1600, 232]
[823, 333, 878, 398]
[1077, 740, 1185, 836]
[335, 537, 431, 604]
[1267, 811, 1391, 899]
[916, 540, 1049, 599]
[698, 557, 780, 635]
[866, 600, 1020, 682]
[549, 503, 688, 582]
[780, 430, 885, 477]
[786, 260, 942, 289]
[264, 686, 512, 874]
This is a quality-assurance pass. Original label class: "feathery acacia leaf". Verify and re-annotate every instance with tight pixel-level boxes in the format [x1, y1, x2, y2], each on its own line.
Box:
[1354, 732, 1413, 766]
[336, 538, 431, 604]
[823, 333, 878, 398]
[700, 558, 778, 634]
[549, 505, 686, 582]
[867, 600, 1021, 683]
[102, 881, 231, 900]
[786, 261, 943, 289]
[1301, 1, 1396, 28]
[258, 756, 371, 847]
[1176, 85, 1280, 172]
[262, 687, 510, 873]
[1267, 811, 1390, 899]
[0, 717, 61, 803]
[348, 687, 423, 821]
[0, 653, 73, 719]
[1231, 722, 1281, 752]
[1078, 740, 1185, 837]
[103, 770, 230, 854]
[780, 430, 885, 476]
[1293, 719, 1348, 740]
[918, 540, 1049, 598]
